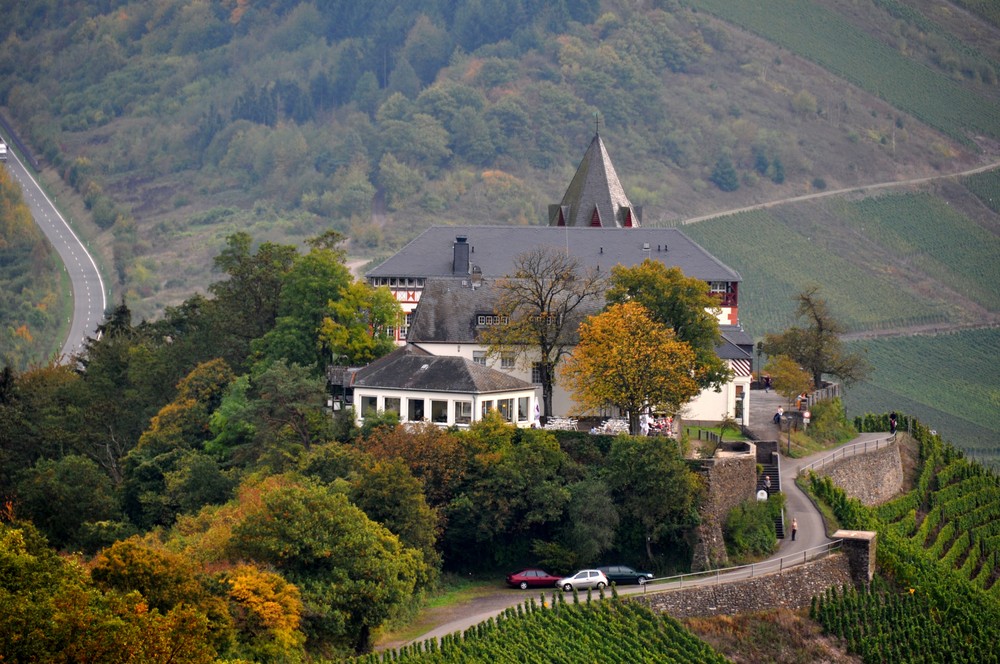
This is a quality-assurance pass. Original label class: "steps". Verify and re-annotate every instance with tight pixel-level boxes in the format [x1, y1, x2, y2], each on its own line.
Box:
[757, 461, 785, 539]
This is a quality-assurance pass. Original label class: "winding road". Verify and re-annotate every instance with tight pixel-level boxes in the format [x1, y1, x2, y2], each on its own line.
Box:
[3, 138, 106, 361]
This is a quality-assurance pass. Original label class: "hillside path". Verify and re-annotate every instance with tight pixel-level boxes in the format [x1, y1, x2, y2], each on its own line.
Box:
[679, 159, 1000, 226]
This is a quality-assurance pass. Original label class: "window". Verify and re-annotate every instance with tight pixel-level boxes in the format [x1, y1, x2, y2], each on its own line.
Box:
[481, 400, 494, 417]
[518, 397, 529, 422]
[501, 353, 515, 369]
[431, 400, 448, 423]
[531, 363, 543, 384]
[407, 398, 425, 421]
[473, 351, 487, 366]
[456, 401, 472, 425]
[384, 397, 401, 416]
[709, 281, 727, 294]
[361, 396, 378, 417]
[497, 398, 513, 422]
[476, 314, 509, 326]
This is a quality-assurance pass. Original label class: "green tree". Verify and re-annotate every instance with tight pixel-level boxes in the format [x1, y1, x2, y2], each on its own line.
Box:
[249, 360, 332, 457]
[607, 260, 732, 391]
[350, 457, 441, 579]
[443, 416, 571, 568]
[318, 281, 400, 365]
[606, 436, 703, 563]
[228, 478, 422, 654]
[561, 302, 703, 435]
[253, 232, 353, 370]
[558, 478, 619, 567]
[762, 287, 871, 389]
[479, 247, 606, 417]
[15, 455, 119, 550]
[208, 233, 297, 368]
[710, 154, 739, 192]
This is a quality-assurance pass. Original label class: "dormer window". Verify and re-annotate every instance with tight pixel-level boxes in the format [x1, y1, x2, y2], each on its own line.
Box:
[477, 314, 509, 327]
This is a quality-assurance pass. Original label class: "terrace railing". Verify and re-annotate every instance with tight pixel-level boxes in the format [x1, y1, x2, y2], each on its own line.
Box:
[637, 540, 843, 593]
[798, 434, 896, 476]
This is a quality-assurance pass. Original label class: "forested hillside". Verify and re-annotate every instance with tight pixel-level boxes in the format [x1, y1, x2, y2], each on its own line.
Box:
[0, 167, 62, 369]
[0, 4, 997, 449]
[1, 0, 997, 324]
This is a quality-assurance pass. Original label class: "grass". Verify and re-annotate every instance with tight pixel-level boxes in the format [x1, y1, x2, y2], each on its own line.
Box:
[375, 574, 505, 647]
[683, 608, 856, 664]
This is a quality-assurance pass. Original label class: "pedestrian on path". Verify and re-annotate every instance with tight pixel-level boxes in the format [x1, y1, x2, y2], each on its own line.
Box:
[764, 475, 771, 494]
[791, 518, 798, 541]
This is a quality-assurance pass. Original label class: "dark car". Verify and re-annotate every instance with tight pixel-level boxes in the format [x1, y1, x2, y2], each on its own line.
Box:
[598, 565, 654, 586]
[506, 568, 562, 590]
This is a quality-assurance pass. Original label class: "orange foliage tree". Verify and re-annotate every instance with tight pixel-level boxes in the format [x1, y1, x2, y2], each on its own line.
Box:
[561, 302, 703, 435]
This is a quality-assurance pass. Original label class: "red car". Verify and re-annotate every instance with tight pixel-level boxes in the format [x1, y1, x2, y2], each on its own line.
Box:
[505, 568, 561, 590]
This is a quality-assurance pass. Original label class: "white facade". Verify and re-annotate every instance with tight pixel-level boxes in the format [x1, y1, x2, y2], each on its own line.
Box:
[408, 340, 752, 427]
[352, 384, 539, 429]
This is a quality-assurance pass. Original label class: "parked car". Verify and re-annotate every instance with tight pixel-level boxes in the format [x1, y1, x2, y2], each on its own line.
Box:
[556, 569, 609, 592]
[598, 565, 654, 586]
[505, 568, 562, 590]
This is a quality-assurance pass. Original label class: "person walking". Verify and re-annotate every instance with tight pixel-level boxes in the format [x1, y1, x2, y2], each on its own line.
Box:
[764, 475, 772, 494]
[791, 517, 798, 541]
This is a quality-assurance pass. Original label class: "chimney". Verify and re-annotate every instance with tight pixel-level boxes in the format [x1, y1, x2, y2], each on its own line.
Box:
[453, 236, 471, 275]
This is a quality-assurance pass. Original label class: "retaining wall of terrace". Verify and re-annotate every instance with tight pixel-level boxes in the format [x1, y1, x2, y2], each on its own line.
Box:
[635, 553, 853, 618]
[817, 443, 903, 506]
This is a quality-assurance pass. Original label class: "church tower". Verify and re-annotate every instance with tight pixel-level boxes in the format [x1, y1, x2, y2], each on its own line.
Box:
[548, 130, 641, 228]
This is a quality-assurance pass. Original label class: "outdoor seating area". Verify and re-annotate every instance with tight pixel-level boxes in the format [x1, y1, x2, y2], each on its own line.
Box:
[543, 417, 579, 431]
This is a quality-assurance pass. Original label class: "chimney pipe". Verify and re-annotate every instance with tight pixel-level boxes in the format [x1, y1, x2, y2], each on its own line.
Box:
[453, 236, 471, 275]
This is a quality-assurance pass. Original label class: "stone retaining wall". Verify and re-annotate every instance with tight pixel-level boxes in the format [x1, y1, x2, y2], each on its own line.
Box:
[691, 454, 758, 571]
[634, 553, 853, 618]
[818, 443, 902, 506]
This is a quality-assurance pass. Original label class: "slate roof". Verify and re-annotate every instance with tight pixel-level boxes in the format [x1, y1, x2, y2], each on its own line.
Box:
[352, 345, 534, 393]
[367, 226, 741, 283]
[716, 325, 755, 360]
[407, 278, 605, 344]
[549, 133, 639, 228]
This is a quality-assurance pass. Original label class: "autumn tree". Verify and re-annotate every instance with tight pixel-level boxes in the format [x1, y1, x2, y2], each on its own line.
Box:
[561, 302, 703, 435]
[227, 477, 423, 654]
[607, 259, 732, 390]
[764, 355, 813, 407]
[479, 247, 605, 417]
[762, 287, 871, 389]
[354, 421, 468, 507]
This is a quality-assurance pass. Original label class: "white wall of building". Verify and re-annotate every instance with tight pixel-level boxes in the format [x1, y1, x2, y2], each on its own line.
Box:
[352, 385, 538, 429]
[409, 341, 749, 426]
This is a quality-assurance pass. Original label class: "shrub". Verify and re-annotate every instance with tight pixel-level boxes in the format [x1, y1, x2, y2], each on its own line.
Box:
[724, 494, 785, 560]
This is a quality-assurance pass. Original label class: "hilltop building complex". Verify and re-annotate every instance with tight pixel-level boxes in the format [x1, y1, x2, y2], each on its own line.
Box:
[352, 133, 754, 429]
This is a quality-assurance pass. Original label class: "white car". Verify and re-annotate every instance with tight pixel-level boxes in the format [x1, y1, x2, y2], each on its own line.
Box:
[557, 569, 609, 592]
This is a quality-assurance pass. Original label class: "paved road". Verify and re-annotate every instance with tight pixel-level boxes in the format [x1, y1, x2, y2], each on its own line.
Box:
[2, 144, 106, 361]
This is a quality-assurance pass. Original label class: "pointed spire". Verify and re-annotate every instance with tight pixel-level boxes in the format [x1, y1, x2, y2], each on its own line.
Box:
[547, 128, 640, 228]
